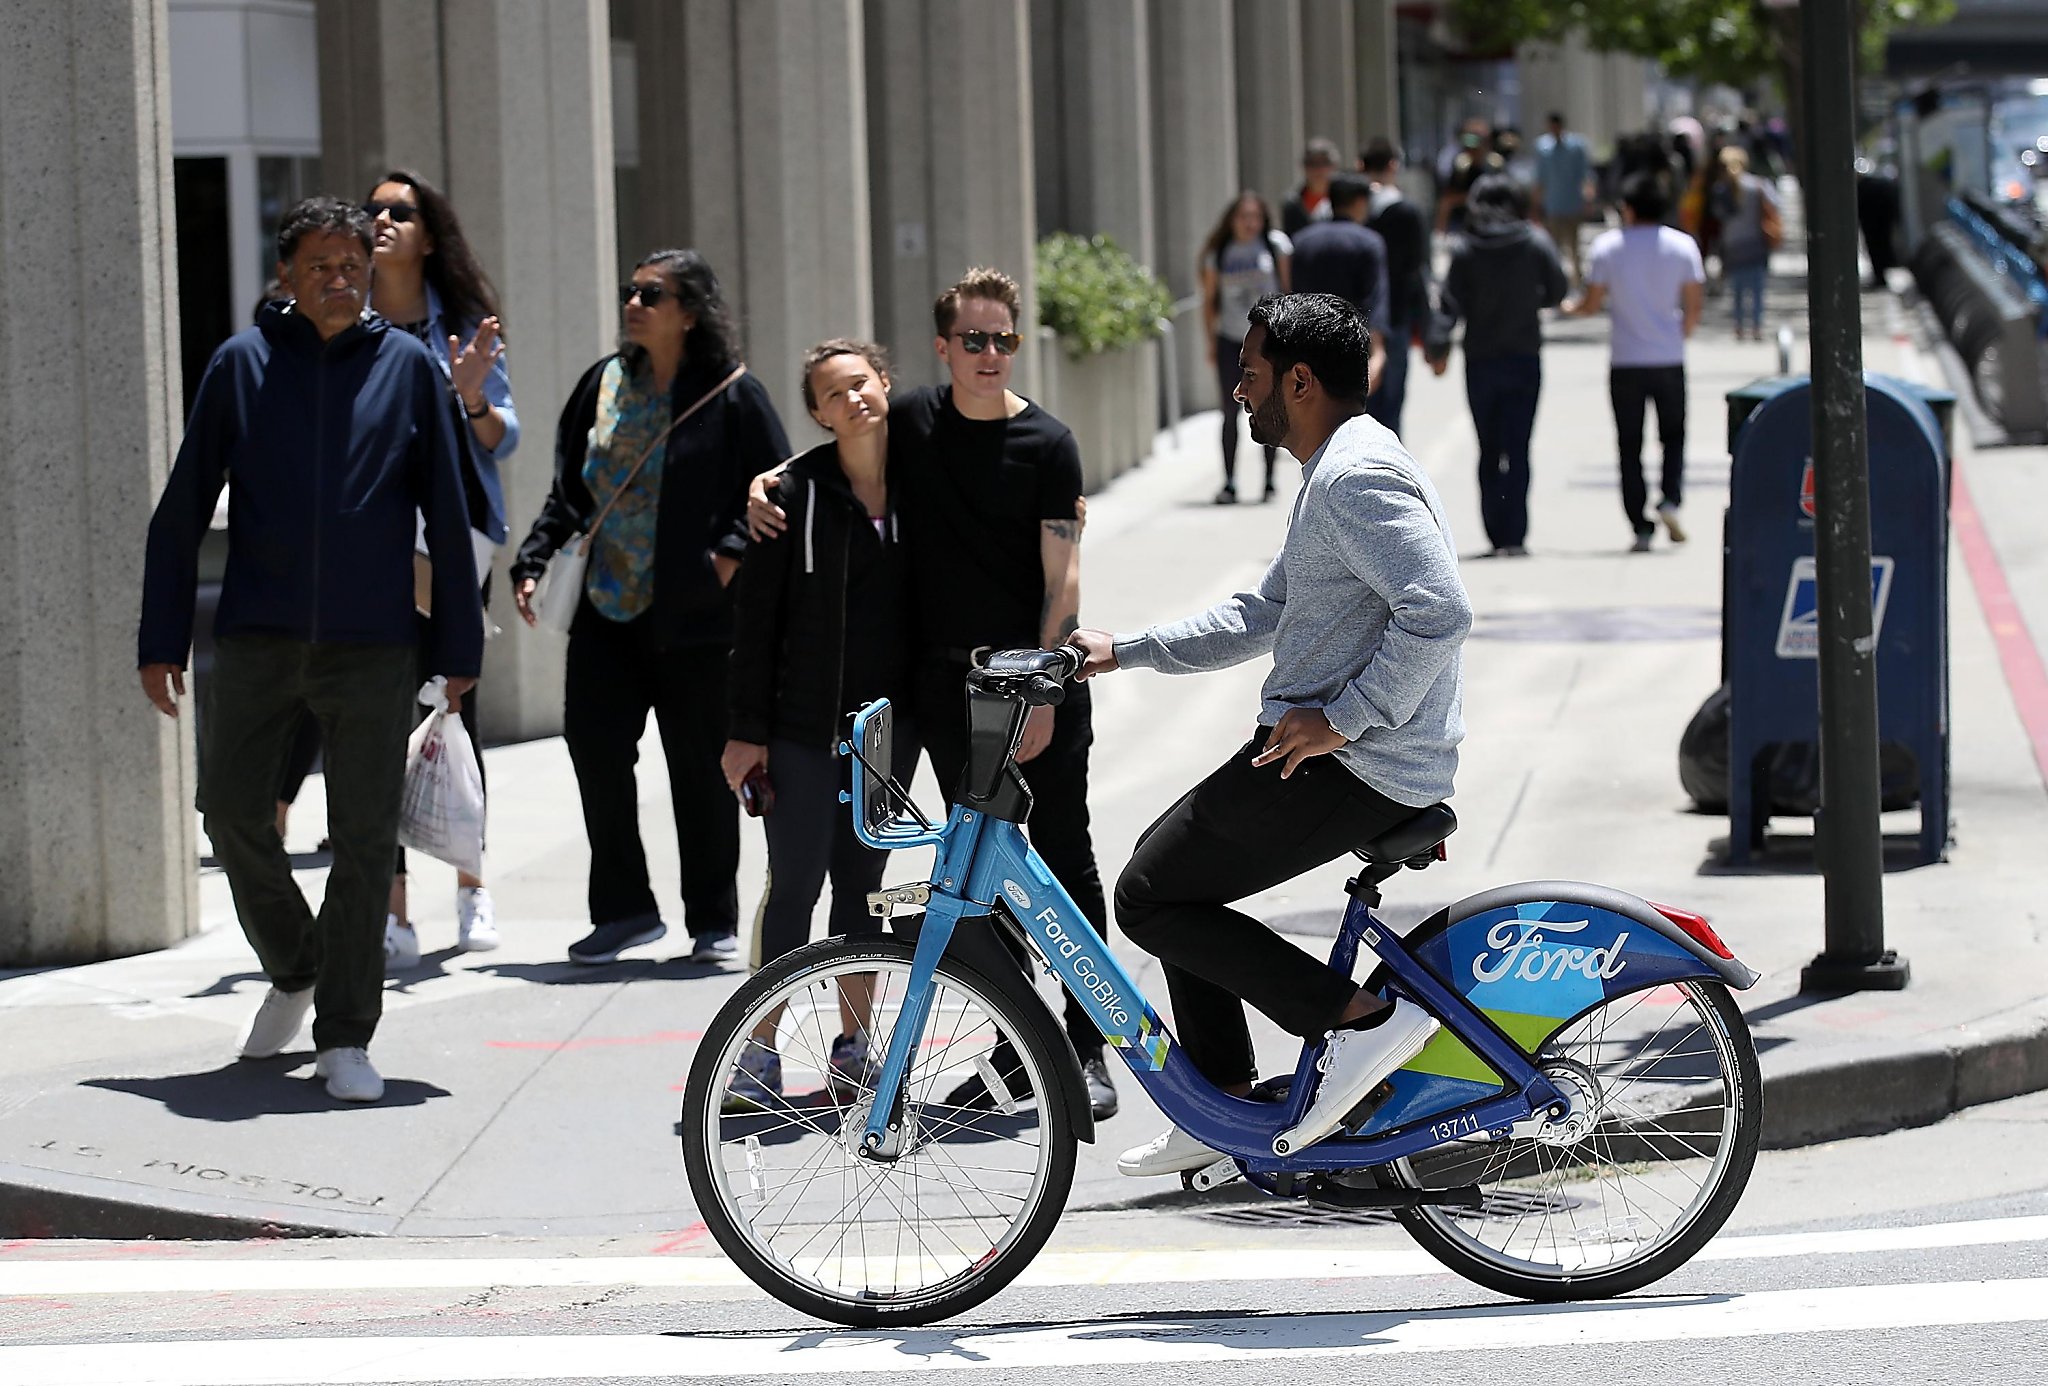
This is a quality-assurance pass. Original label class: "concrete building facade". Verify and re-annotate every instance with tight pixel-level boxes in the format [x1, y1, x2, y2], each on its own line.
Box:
[6, 0, 1655, 963]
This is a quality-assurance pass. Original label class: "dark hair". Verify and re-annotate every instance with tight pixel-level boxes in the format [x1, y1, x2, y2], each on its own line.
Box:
[276, 196, 372, 265]
[368, 169, 501, 332]
[628, 249, 742, 372]
[1328, 173, 1373, 215]
[1200, 190, 1278, 265]
[933, 266, 1023, 337]
[1622, 171, 1670, 223]
[800, 337, 892, 413]
[1302, 137, 1341, 168]
[1359, 138, 1403, 174]
[1465, 173, 1530, 230]
[1247, 292, 1371, 405]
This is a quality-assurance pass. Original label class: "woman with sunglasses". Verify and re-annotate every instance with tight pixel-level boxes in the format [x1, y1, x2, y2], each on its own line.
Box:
[511, 250, 791, 968]
[362, 169, 518, 966]
[718, 339, 921, 1109]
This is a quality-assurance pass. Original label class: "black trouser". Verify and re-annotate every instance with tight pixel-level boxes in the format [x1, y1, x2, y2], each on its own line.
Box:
[563, 602, 737, 936]
[916, 656, 1108, 1061]
[753, 726, 921, 969]
[1216, 335, 1278, 496]
[1609, 365, 1687, 536]
[1114, 731, 1412, 1087]
[202, 636, 417, 1051]
[1466, 352, 1542, 551]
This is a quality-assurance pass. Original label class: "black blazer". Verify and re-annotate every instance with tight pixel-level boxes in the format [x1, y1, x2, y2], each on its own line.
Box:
[512, 354, 791, 650]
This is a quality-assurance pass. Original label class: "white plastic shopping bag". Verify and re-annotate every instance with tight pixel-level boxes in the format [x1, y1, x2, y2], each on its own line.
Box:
[397, 678, 486, 878]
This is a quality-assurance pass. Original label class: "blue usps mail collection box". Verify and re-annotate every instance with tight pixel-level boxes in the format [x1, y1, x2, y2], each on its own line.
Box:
[1724, 374, 1951, 866]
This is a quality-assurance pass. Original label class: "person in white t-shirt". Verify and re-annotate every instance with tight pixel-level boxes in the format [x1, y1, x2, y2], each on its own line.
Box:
[1565, 173, 1706, 552]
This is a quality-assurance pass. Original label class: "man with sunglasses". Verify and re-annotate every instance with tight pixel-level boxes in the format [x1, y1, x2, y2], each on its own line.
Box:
[747, 265, 1118, 1121]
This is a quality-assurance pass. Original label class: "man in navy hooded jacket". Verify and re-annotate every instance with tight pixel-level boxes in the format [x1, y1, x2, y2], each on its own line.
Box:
[138, 197, 482, 1104]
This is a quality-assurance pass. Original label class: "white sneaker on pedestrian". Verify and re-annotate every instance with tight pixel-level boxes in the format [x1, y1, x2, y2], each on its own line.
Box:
[383, 915, 420, 971]
[457, 886, 500, 952]
[690, 932, 739, 964]
[1275, 1000, 1439, 1155]
[236, 985, 313, 1059]
[1117, 1125, 1221, 1178]
[315, 1047, 385, 1103]
[1657, 500, 1688, 543]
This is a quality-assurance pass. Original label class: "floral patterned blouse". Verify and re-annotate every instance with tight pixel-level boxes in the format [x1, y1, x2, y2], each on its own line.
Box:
[581, 357, 667, 621]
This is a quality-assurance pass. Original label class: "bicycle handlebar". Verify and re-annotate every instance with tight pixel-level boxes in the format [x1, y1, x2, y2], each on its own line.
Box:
[966, 645, 1083, 708]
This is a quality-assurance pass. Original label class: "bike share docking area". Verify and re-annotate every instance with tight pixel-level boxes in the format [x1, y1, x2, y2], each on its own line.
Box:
[1723, 373, 1955, 867]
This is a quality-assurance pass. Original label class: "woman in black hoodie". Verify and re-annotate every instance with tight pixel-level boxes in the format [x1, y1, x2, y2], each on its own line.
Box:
[1426, 175, 1569, 556]
[719, 340, 919, 1109]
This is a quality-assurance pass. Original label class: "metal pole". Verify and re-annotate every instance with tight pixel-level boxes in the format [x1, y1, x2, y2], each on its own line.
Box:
[1800, 0, 1909, 991]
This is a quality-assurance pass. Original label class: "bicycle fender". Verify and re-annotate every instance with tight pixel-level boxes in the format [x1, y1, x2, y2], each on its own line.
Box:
[885, 913, 1096, 1145]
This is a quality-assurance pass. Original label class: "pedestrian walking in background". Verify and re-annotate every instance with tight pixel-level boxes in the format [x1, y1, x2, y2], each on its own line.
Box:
[1289, 175, 1389, 408]
[1198, 191, 1291, 503]
[510, 250, 790, 968]
[1711, 145, 1780, 340]
[138, 197, 482, 1104]
[1281, 137, 1342, 236]
[361, 169, 519, 968]
[746, 267, 1122, 1123]
[1565, 173, 1706, 552]
[719, 339, 919, 1112]
[1436, 126, 1503, 235]
[1535, 113, 1593, 286]
[1360, 138, 1434, 438]
[1425, 175, 1569, 557]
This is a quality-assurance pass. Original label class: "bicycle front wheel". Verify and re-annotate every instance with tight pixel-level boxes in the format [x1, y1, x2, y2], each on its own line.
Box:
[1388, 978, 1761, 1300]
[680, 937, 1075, 1327]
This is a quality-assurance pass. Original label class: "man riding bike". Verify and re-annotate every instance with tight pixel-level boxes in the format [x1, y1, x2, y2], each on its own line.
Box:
[1070, 291, 1473, 1176]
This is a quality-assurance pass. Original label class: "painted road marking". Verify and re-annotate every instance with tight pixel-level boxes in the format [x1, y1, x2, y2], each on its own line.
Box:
[1, 1278, 2043, 1383]
[0, 1214, 2042, 1298]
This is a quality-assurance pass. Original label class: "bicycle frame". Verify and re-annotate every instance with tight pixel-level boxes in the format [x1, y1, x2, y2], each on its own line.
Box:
[844, 697, 1588, 1175]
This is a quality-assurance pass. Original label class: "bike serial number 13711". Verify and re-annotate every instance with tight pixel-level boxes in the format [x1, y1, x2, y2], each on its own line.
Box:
[1428, 1112, 1484, 1142]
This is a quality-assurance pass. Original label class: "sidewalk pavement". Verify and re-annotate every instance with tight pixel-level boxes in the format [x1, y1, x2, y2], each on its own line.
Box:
[3, 264, 2045, 1241]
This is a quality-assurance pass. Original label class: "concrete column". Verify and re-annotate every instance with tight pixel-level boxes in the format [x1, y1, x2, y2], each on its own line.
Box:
[1234, 0, 1303, 210]
[1518, 36, 1648, 161]
[1353, 0, 1398, 149]
[0, 0, 197, 964]
[1299, 0, 1355, 157]
[315, 0, 447, 190]
[866, 0, 1039, 397]
[1149, 0, 1237, 412]
[1055, 0, 1155, 261]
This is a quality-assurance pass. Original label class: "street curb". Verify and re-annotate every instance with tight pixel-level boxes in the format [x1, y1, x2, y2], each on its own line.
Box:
[0, 1160, 384, 1241]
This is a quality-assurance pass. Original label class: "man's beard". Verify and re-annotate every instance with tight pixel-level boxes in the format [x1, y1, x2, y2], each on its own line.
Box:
[1247, 386, 1289, 447]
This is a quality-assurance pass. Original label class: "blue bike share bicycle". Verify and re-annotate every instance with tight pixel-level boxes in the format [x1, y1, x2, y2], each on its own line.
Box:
[682, 648, 1763, 1327]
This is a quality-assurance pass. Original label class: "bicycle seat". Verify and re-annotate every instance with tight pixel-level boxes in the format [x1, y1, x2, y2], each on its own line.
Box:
[1355, 803, 1457, 866]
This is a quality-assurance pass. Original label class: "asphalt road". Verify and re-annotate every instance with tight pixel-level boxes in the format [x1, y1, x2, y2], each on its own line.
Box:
[2, 1088, 2042, 1384]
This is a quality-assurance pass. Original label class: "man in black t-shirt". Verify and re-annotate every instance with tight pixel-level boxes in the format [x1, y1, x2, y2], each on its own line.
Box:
[746, 267, 1118, 1122]
[1290, 176, 1389, 401]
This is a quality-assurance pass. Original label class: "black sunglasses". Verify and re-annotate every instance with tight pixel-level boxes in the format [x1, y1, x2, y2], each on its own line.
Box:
[620, 281, 673, 308]
[952, 329, 1022, 356]
[362, 201, 419, 224]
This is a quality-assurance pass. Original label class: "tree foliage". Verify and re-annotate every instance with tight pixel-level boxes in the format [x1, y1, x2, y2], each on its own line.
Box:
[1449, 0, 1952, 89]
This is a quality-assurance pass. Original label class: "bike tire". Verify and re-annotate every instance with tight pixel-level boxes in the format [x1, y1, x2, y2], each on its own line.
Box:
[1388, 978, 1762, 1301]
[681, 936, 1077, 1327]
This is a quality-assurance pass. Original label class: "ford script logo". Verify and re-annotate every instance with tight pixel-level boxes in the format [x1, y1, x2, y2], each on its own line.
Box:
[1471, 917, 1629, 984]
[1002, 879, 1032, 910]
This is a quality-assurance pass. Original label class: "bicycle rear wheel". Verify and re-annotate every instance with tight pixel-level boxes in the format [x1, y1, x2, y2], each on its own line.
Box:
[1387, 978, 1761, 1300]
[681, 937, 1075, 1327]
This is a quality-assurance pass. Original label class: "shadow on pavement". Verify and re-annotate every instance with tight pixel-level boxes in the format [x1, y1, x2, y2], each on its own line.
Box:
[471, 956, 736, 986]
[1697, 831, 1943, 876]
[82, 1060, 451, 1119]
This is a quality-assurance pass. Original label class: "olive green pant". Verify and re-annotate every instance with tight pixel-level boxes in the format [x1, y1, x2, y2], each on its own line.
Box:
[202, 636, 417, 1051]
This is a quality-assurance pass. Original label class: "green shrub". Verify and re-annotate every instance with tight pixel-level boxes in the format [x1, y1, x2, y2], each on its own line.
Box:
[1035, 232, 1171, 358]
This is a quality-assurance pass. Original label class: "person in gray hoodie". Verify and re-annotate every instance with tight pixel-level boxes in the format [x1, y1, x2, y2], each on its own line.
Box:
[1426, 175, 1569, 556]
[1071, 292, 1472, 1178]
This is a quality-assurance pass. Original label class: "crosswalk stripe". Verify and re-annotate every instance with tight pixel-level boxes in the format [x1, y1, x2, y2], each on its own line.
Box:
[2, 1277, 2043, 1383]
[0, 1213, 2041, 1298]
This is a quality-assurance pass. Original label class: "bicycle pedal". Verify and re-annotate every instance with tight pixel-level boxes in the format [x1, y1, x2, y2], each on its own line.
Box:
[1340, 1079, 1398, 1137]
[1181, 1157, 1241, 1194]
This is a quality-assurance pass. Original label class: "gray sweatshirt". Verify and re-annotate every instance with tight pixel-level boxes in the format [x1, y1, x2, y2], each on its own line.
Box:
[1112, 414, 1471, 806]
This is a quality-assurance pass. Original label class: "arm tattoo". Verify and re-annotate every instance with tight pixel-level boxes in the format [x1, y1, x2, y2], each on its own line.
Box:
[1042, 518, 1080, 543]
[1057, 614, 1079, 640]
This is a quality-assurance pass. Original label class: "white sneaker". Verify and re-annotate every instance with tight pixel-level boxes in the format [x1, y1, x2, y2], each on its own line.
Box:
[1117, 1125, 1221, 1178]
[1274, 1000, 1440, 1156]
[383, 914, 420, 971]
[689, 932, 739, 964]
[315, 1047, 385, 1102]
[457, 886, 500, 952]
[1657, 500, 1688, 543]
[236, 986, 313, 1059]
